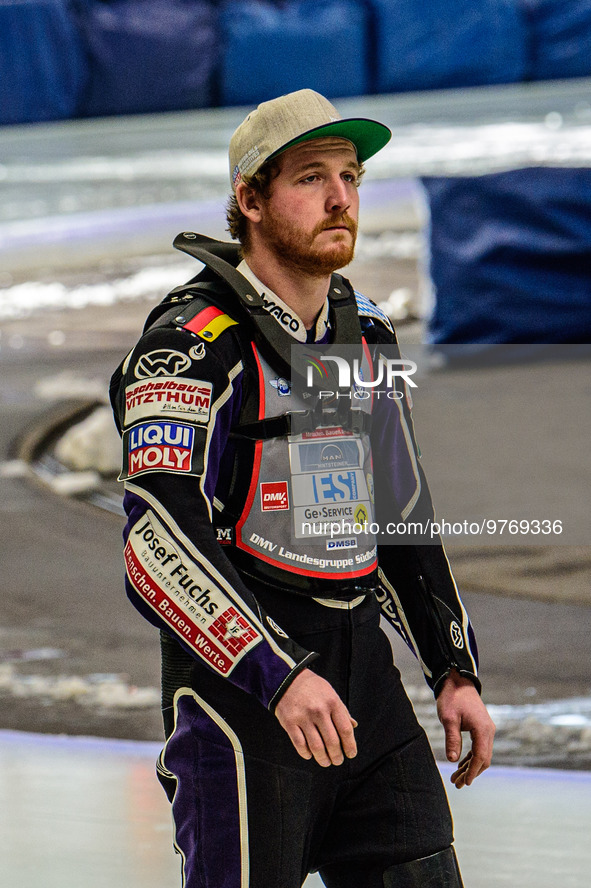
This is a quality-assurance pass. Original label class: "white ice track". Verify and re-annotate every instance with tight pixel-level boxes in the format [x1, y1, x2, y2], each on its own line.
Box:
[1, 730, 590, 888]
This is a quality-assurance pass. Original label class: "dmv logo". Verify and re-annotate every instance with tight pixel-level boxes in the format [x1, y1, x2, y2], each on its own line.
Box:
[128, 421, 194, 476]
[260, 481, 289, 511]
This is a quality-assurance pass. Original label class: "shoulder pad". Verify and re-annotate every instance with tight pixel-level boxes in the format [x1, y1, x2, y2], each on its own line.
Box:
[145, 283, 241, 341]
[354, 290, 394, 333]
[182, 305, 239, 341]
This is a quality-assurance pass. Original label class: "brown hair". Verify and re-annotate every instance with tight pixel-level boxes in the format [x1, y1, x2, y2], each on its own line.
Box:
[225, 160, 281, 250]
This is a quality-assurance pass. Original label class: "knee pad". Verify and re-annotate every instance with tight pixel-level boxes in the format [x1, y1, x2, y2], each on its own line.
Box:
[383, 846, 464, 888]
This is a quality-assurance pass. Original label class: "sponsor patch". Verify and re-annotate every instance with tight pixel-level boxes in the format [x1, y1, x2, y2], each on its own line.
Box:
[125, 510, 261, 675]
[294, 440, 361, 473]
[310, 471, 359, 505]
[135, 349, 191, 378]
[302, 426, 353, 440]
[354, 504, 369, 524]
[124, 377, 213, 424]
[260, 481, 289, 511]
[288, 430, 374, 541]
[209, 607, 259, 656]
[326, 537, 358, 551]
[216, 527, 233, 545]
[127, 421, 194, 477]
[269, 377, 291, 396]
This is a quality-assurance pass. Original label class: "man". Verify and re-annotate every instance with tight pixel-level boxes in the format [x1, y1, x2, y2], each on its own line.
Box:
[110, 89, 494, 888]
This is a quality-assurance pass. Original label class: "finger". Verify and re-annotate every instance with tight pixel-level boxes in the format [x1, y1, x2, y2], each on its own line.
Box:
[444, 719, 463, 764]
[288, 726, 313, 762]
[331, 710, 358, 761]
[304, 725, 333, 768]
[464, 746, 491, 786]
[464, 725, 494, 785]
[450, 752, 472, 789]
[315, 715, 347, 766]
[451, 747, 491, 789]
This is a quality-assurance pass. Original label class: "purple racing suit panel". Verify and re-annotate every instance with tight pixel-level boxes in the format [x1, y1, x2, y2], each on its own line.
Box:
[156, 689, 248, 888]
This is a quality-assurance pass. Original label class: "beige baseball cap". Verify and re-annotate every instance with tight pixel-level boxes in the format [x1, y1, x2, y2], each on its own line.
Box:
[229, 88, 391, 190]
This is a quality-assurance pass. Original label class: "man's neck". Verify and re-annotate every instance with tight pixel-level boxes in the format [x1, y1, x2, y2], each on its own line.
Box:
[242, 246, 330, 330]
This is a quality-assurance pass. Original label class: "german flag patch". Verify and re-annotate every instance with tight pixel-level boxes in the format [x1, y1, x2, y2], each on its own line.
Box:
[183, 306, 238, 341]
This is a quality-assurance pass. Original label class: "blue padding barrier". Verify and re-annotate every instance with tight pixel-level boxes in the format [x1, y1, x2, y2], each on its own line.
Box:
[0, 0, 87, 124]
[524, 0, 591, 80]
[76, 0, 217, 117]
[219, 0, 369, 106]
[422, 171, 591, 344]
[368, 0, 527, 93]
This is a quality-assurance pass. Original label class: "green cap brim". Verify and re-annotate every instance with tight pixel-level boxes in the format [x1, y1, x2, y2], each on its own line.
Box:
[267, 118, 392, 165]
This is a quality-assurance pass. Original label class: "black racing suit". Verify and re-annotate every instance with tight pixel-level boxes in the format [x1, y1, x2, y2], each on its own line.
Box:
[110, 234, 479, 888]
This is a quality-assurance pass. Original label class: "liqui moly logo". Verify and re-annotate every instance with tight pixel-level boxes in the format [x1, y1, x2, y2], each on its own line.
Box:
[127, 421, 194, 475]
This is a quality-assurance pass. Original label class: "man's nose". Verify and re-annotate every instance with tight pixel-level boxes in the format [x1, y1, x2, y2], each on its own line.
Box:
[325, 177, 350, 213]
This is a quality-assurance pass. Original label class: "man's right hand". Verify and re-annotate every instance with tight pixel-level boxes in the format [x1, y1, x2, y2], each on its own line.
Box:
[274, 668, 358, 767]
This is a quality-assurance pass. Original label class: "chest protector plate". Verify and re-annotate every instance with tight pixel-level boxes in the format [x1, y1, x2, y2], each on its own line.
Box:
[234, 345, 378, 580]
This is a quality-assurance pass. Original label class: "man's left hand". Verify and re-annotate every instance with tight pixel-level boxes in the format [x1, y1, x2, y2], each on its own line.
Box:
[436, 669, 495, 789]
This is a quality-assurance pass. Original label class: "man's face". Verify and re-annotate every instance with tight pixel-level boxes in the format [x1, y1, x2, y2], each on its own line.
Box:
[256, 138, 360, 277]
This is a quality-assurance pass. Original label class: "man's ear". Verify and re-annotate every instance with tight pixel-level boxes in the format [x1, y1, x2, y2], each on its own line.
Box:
[235, 182, 262, 223]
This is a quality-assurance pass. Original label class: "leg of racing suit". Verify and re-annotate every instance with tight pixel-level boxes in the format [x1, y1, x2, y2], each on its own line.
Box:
[157, 591, 454, 888]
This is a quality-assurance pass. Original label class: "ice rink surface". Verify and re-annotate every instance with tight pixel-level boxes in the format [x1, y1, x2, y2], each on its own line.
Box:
[1, 730, 590, 888]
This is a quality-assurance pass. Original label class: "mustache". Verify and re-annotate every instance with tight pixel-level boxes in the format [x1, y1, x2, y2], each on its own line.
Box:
[313, 213, 357, 237]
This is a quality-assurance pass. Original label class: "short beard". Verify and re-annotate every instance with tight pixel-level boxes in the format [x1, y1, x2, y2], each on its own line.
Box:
[262, 212, 357, 277]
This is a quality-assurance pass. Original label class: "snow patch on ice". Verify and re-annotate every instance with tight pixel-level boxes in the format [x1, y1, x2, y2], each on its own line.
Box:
[0, 664, 159, 709]
[0, 233, 423, 322]
[487, 697, 591, 729]
[55, 406, 122, 474]
[0, 262, 195, 321]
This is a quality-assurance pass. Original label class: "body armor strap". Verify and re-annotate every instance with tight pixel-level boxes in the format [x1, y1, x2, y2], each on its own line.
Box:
[173, 232, 365, 384]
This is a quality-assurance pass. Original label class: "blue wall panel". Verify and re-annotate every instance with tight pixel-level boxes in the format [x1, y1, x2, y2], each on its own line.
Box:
[524, 0, 591, 80]
[369, 0, 527, 93]
[76, 0, 217, 117]
[0, 0, 87, 124]
[422, 171, 591, 344]
[219, 0, 369, 106]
